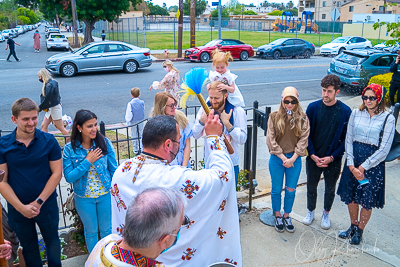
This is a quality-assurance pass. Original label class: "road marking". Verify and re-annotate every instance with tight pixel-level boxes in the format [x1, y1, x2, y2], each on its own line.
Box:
[231, 64, 329, 71]
[239, 78, 322, 87]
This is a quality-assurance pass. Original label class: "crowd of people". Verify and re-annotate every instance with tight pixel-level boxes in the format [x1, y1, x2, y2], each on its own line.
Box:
[0, 48, 397, 266]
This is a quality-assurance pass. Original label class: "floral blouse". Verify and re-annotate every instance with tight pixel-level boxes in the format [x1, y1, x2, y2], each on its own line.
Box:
[152, 70, 180, 104]
[84, 149, 108, 198]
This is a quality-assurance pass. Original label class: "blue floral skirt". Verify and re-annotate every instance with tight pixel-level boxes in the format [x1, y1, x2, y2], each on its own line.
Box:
[337, 141, 385, 210]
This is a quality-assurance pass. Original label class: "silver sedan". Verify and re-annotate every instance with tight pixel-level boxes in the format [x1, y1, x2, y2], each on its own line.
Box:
[45, 41, 152, 77]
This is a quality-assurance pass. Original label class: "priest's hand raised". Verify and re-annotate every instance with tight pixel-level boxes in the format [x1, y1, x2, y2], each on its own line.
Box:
[205, 109, 223, 136]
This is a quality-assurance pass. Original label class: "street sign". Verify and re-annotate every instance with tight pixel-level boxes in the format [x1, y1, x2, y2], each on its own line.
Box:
[212, 2, 219, 6]
[330, 7, 340, 21]
[176, 9, 180, 20]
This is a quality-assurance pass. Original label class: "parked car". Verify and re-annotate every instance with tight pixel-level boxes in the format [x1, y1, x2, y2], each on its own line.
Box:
[185, 39, 254, 63]
[320, 36, 373, 56]
[256, 38, 315, 59]
[374, 41, 400, 53]
[1, 30, 12, 39]
[45, 41, 152, 77]
[45, 28, 60, 38]
[9, 29, 18, 38]
[0, 34, 4, 42]
[15, 25, 24, 34]
[327, 49, 397, 90]
[46, 34, 70, 51]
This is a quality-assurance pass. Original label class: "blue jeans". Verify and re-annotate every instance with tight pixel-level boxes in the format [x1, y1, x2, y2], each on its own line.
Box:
[8, 197, 61, 267]
[269, 153, 302, 214]
[75, 193, 111, 252]
[234, 165, 239, 187]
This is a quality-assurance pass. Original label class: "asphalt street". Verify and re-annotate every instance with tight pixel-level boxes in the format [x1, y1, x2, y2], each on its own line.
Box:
[0, 26, 355, 130]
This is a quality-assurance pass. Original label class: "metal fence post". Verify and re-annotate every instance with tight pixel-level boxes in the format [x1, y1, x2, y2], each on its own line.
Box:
[238, 18, 241, 40]
[100, 121, 106, 136]
[144, 16, 147, 48]
[269, 21, 271, 43]
[251, 101, 259, 196]
[136, 18, 139, 47]
[246, 126, 253, 210]
[174, 18, 176, 50]
[128, 18, 131, 43]
[122, 19, 124, 42]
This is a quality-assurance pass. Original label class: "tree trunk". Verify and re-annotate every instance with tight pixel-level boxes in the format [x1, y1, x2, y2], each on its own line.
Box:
[82, 18, 96, 44]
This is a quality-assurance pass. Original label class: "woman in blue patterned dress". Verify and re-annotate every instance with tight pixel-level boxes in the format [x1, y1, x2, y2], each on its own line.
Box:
[337, 84, 395, 245]
[63, 110, 118, 252]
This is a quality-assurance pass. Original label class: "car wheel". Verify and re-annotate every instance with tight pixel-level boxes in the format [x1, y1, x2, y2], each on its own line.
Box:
[338, 47, 345, 54]
[239, 51, 249, 61]
[200, 52, 210, 63]
[303, 50, 312, 59]
[47, 47, 50, 51]
[60, 63, 77, 77]
[124, 60, 138, 73]
[273, 50, 281, 59]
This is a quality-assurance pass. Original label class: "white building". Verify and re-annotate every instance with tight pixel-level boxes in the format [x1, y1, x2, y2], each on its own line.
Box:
[352, 13, 400, 23]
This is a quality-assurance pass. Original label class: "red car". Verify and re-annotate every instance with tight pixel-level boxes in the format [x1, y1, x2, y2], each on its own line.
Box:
[185, 39, 254, 63]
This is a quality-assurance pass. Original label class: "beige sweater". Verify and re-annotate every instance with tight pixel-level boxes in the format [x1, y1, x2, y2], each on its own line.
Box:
[266, 111, 310, 157]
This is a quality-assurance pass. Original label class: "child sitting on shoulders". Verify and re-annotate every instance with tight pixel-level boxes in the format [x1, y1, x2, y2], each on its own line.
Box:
[207, 49, 245, 107]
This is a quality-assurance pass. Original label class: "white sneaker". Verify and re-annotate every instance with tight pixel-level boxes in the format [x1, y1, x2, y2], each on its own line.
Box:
[321, 210, 331, 230]
[389, 106, 395, 114]
[302, 210, 315, 225]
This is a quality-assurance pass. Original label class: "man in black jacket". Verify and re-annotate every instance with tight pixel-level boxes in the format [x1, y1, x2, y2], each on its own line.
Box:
[389, 51, 400, 113]
[5, 34, 21, 62]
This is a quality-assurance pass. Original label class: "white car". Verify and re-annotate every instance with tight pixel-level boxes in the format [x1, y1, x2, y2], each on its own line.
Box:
[320, 36, 372, 56]
[1, 30, 10, 39]
[374, 41, 400, 53]
[15, 26, 24, 34]
[46, 34, 70, 51]
[0, 34, 4, 42]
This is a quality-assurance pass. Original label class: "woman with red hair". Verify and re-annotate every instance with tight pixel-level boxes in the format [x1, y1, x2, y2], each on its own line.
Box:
[337, 84, 395, 245]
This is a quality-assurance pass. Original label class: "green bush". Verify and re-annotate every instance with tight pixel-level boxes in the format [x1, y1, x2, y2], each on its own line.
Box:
[243, 10, 258, 15]
[368, 72, 396, 106]
[268, 10, 283, 16]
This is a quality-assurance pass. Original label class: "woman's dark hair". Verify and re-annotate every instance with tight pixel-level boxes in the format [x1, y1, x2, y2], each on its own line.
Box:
[70, 109, 108, 154]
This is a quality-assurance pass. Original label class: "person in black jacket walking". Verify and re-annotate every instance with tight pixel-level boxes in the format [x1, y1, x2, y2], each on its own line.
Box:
[38, 68, 69, 135]
[5, 33, 21, 62]
[388, 50, 400, 113]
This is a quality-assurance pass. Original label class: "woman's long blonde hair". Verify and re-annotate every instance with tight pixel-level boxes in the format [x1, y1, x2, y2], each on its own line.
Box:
[37, 68, 53, 97]
[273, 97, 307, 140]
[150, 92, 188, 129]
[163, 60, 179, 73]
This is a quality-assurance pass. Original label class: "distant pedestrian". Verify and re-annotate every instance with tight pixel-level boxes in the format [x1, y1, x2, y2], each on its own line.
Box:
[303, 74, 352, 230]
[33, 30, 41, 53]
[5, 33, 21, 62]
[37, 68, 69, 136]
[266, 86, 310, 233]
[337, 84, 395, 245]
[150, 60, 181, 105]
[101, 30, 106, 41]
[388, 50, 400, 113]
[125, 87, 145, 155]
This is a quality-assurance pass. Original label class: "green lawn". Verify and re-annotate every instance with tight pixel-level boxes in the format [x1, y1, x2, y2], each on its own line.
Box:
[100, 30, 381, 50]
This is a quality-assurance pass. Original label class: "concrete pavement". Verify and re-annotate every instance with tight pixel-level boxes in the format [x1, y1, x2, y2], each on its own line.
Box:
[60, 95, 400, 266]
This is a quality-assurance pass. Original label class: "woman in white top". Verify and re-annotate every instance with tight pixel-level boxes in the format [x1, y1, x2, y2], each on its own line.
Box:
[337, 84, 395, 245]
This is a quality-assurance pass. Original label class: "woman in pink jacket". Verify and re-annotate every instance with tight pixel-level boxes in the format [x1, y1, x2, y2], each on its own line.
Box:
[33, 30, 41, 52]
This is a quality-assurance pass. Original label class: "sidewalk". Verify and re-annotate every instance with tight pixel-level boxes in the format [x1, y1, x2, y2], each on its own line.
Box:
[61, 95, 400, 266]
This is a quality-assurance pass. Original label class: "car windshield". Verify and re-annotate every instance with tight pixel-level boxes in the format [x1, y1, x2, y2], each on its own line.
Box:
[331, 37, 350, 44]
[336, 52, 368, 65]
[203, 40, 220, 47]
[72, 43, 91, 54]
[51, 35, 65, 38]
[269, 39, 285, 45]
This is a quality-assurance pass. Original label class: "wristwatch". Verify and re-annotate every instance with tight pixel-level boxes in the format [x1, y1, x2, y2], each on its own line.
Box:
[36, 197, 44, 205]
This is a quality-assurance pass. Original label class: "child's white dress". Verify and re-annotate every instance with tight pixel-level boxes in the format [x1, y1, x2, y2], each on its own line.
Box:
[209, 70, 245, 107]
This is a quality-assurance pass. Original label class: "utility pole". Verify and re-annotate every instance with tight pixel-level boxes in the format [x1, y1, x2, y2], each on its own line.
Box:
[71, 0, 79, 47]
[190, 0, 195, 47]
[218, 0, 221, 39]
[178, 0, 183, 57]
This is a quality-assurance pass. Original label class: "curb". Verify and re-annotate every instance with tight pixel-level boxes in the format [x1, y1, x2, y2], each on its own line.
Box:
[152, 58, 188, 63]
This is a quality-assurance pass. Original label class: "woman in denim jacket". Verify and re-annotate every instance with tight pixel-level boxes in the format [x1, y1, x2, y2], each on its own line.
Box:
[63, 110, 118, 252]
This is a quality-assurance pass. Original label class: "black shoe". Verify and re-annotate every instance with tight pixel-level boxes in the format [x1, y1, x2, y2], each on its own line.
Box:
[283, 216, 295, 233]
[17, 59, 21, 62]
[350, 226, 363, 245]
[7, 60, 11, 62]
[338, 224, 357, 239]
[275, 216, 284, 232]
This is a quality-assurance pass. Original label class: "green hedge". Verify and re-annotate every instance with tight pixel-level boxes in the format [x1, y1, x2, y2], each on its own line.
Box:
[368, 73, 397, 106]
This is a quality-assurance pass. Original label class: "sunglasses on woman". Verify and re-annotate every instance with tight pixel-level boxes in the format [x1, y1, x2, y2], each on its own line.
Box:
[283, 100, 298, 105]
[362, 96, 377, 101]
[163, 66, 168, 68]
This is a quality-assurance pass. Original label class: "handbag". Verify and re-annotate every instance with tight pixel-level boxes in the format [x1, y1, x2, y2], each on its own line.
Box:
[379, 114, 400, 162]
[64, 189, 75, 211]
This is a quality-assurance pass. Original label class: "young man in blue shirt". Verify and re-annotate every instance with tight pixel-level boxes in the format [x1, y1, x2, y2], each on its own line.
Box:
[303, 75, 352, 230]
[0, 98, 62, 267]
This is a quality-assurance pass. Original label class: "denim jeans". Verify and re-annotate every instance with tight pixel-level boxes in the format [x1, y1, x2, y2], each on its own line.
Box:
[269, 152, 302, 214]
[234, 165, 239, 187]
[8, 197, 61, 267]
[131, 124, 143, 154]
[74, 193, 111, 252]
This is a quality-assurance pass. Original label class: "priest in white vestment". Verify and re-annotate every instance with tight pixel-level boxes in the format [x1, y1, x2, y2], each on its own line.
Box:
[111, 112, 242, 267]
